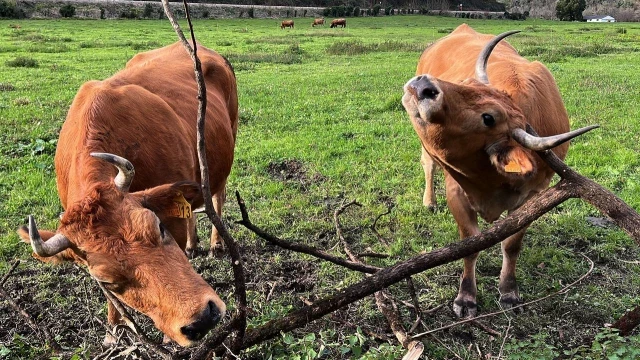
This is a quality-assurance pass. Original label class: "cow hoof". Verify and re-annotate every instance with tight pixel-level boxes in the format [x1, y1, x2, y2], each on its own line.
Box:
[208, 244, 225, 258]
[453, 298, 477, 318]
[500, 292, 523, 313]
[103, 333, 118, 347]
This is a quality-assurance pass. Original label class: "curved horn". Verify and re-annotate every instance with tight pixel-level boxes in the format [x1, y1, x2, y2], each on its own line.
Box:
[28, 215, 71, 257]
[475, 30, 521, 84]
[90, 152, 135, 192]
[512, 125, 600, 151]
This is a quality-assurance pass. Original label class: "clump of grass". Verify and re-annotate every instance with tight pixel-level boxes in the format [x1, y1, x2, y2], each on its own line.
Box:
[225, 52, 302, 65]
[246, 37, 298, 45]
[327, 40, 423, 55]
[302, 32, 352, 38]
[19, 33, 72, 43]
[13, 98, 30, 106]
[6, 56, 38, 68]
[437, 27, 453, 34]
[520, 43, 621, 62]
[0, 83, 15, 91]
[216, 40, 233, 47]
[79, 41, 107, 49]
[616, 28, 627, 34]
[130, 41, 161, 51]
[27, 44, 70, 53]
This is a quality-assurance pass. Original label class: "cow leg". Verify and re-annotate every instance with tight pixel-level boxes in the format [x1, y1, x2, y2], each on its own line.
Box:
[209, 184, 226, 256]
[420, 146, 437, 210]
[445, 176, 481, 318]
[499, 225, 527, 310]
[184, 216, 199, 258]
[103, 301, 123, 346]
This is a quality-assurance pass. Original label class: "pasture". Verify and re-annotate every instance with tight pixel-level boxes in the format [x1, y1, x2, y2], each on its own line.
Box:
[0, 15, 640, 359]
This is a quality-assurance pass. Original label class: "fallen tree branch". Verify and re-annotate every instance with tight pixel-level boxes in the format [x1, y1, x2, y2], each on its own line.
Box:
[160, 1, 247, 356]
[237, 181, 573, 349]
[411, 253, 594, 339]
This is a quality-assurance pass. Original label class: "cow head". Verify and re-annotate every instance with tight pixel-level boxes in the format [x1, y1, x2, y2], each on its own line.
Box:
[402, 31, 597, 181]
[19, 153, 225, 347]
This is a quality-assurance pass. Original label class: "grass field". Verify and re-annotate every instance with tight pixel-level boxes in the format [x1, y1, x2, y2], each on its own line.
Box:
[1, 15, 640, 359]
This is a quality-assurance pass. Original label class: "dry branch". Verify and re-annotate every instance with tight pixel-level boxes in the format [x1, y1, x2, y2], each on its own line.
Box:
[236, 191, 381, 274]
[160, 1, 247, 357]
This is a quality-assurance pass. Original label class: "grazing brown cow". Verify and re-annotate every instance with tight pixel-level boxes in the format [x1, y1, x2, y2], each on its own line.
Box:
[18, 41, 238, 346]
[281, 20, 294, 29]
[330, 18, 346, 28]
[312, 18, 325, 27]
[402, 24, 596, 317]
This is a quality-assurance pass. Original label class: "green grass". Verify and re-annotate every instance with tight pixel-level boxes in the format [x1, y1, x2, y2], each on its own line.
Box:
[1, 16, 640, 359]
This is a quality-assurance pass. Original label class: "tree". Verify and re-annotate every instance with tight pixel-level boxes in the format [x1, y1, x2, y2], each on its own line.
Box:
[59, 4, 75, 18]
[556, 0, 586, 21]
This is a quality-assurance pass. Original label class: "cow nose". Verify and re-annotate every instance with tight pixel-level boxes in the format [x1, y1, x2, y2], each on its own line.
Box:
[408, 76, 440, 101]
[180, 301, 222, 341]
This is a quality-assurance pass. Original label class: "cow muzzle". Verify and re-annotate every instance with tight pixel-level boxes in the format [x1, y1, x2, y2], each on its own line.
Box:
[180, 300, 224, 342]
[402, 75, 443, 124]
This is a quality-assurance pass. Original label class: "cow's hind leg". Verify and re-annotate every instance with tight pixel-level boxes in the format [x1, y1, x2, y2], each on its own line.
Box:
[499, 226, 527, 310]
[445, 176, 481, 318]
[209, 183, 226, 256]
[420, 146, 437, 210]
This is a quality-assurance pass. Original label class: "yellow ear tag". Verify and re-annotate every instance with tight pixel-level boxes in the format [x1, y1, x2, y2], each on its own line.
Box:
[504, 160, 522, 173]
[170, 195, 192, 219]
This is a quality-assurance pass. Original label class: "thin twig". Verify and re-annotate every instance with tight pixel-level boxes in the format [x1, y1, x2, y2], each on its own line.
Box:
[0, 260, 20, 286]
[412, 253, 594, 339]
[334, 199, 362, 263]
[469, 319, 501, 337]
[236, 191, 381, 274]
[371, 203, 394, 247]
[498, 316, 512, 359]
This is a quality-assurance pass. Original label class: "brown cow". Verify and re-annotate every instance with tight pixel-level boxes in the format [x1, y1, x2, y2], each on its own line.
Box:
[281, 20, 294, 29]
[330, 18, 346, 28]
[312, 18, 325, 27]
[401, 24, 596, 317]
[18, 41, 238, 346]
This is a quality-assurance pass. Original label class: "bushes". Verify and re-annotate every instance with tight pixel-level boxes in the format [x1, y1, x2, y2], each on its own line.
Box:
[0, 0, 25, 18]
[59, 4, 75, 18]
[142, 3, 153, 18]
[372, 4, 381, 16]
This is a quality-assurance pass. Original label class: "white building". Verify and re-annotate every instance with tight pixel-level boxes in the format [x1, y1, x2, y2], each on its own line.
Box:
[584, 15, 616, 22]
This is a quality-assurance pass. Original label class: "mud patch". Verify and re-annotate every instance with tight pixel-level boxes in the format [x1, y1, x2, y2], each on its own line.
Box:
[266, 159, 325, 190]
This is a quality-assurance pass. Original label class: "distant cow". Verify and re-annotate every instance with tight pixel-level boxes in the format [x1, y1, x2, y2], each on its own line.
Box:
[19, 41, 238, 346]
[402, 24, 595, 317]
[281, 20, 294, 29]
[312, 18, 325, 27]
[330, 18, 346, 28]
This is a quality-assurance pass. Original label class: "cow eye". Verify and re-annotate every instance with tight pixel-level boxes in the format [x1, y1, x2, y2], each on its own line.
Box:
[482, 113, 495, 127]
[101, 281, 124, 294]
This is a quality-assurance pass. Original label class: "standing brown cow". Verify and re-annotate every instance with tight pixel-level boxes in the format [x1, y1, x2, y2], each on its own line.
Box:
[402, 24, 596, 317]
[19, 41, 238, 346]
[281, 20, 294, 29]
[312, 18, 325, 27]
[330, 18, 347, 28]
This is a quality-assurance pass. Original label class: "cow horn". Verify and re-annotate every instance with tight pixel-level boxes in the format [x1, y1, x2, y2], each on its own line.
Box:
[511, 125, 600, 151]
[28, 215, 71, 257]
[475, 30, 521, 84]
[90, 152, 135, 192]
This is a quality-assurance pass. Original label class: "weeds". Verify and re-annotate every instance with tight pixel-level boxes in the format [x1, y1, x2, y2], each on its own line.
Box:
[5, 56, 38, 67]
[0, 83, 15, 91]
[326, 40, 422, 55]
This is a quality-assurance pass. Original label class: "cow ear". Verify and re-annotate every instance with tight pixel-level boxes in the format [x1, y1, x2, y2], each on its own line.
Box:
[490, 146, 536, 178]
[17, 226, 78, 264]
[134, 181, 204, 217]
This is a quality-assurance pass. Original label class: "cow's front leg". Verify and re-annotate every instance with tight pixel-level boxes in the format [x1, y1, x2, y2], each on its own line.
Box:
[103, 300, 124, 346]
[420, 147, 437, 210]
[445, 176, 480, 318]
[184, 216, 199, 258]
[209, 184, 226, 256]
[499, 227, 527, 310]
